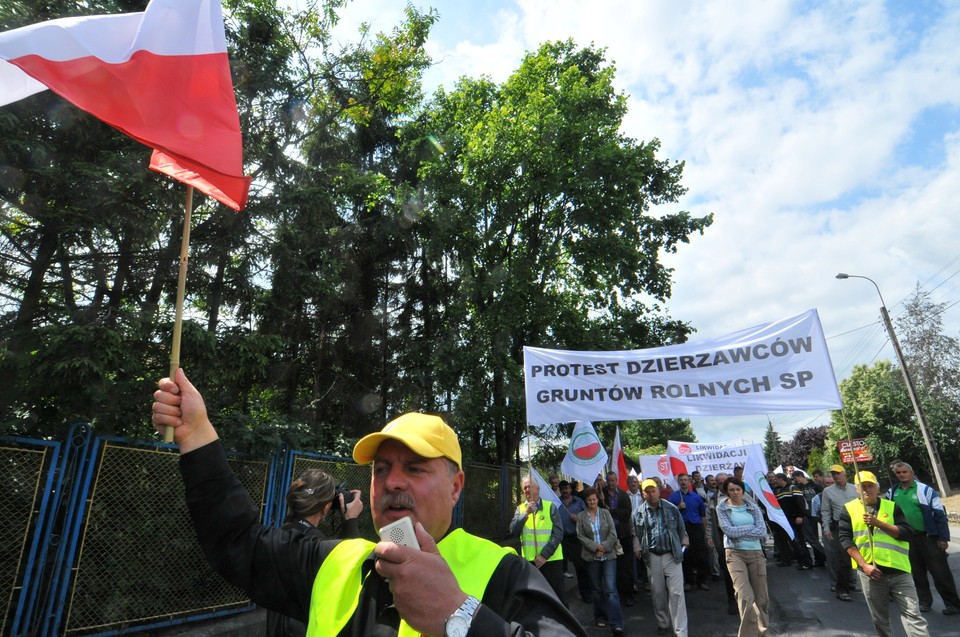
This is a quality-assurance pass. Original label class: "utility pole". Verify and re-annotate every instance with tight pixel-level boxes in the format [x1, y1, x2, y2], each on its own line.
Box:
[836, 273, 951, 496]
[878, 305, 951, 496]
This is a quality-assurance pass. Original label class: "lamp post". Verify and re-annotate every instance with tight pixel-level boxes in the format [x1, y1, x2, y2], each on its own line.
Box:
[835, 273, 951, 495]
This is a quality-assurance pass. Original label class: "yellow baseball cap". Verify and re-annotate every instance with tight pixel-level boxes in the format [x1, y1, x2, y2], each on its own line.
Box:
[641, 479, 658, 491]
[855, 470, 878, 485]
[353, 412, 462, 469]
[829, 464, 845, 473]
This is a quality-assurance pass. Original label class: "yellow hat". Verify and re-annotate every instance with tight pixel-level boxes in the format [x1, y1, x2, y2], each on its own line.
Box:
[353, 413, 462, 469]
[855, 470, 878, 485]
[641, 479, 658, 491]
[829, 464, 845, 473]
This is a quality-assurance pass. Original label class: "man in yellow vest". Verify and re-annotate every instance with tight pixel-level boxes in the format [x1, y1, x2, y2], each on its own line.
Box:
[838, 470, 930, 637]
[152, 369, 586, 637]
[509, 475, 567, 607]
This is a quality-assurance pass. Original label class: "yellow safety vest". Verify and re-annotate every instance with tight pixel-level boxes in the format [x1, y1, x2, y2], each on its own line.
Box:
[518, 500, 563, 563]
[845, 498, 911, 572]
[305, 528, 515, 637]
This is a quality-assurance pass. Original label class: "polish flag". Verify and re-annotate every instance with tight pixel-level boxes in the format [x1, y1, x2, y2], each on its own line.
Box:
[0, 0, 250, 210]
[611, 426, 629, 490]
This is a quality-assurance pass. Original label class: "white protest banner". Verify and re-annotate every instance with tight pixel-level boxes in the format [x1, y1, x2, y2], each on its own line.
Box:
[523, 309, 842, 425]
[666, 440, 793, 539]
[561, 422, 609, 486]
[639, 454, 677, 490]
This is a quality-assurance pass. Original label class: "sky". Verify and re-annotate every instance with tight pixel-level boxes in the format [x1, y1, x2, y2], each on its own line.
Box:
[330, 0, 960, 447]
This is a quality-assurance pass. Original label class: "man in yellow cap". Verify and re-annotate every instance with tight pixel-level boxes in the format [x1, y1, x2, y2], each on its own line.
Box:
[838, 470, 929, 637]
[152, 370, 586, 637]
[632, 478, 688, 636]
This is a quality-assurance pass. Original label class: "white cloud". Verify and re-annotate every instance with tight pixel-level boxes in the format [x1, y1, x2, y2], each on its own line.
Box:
[334, 0, 960, 447]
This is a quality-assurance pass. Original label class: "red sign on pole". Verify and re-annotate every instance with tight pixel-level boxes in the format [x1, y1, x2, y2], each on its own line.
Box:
[838, 438, 873, 463]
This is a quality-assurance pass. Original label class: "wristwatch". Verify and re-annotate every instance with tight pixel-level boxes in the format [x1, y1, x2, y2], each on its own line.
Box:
[444, 595, 480, 637]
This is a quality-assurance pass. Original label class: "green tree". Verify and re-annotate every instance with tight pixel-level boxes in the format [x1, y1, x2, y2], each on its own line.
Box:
[763, 421, 782, 470]
[410, 40, 712, 464]
[0, 1, 181, 437]
[896, 283, 960, 400]
[0, 7, 712, 465]
[829, 360, 960, 484]
[828, 361, 916, 475]
[0, 0, 438, 449]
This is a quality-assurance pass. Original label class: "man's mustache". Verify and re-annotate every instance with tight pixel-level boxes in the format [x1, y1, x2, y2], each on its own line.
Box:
[379, 493, 416, 513]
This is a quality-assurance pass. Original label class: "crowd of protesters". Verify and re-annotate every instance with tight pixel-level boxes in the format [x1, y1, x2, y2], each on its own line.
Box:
[525, 463, 955, 637]
[156, 370, 954, 637]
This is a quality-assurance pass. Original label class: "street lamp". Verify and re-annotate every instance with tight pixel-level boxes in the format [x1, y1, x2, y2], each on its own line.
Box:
[835, 272, 951, 495]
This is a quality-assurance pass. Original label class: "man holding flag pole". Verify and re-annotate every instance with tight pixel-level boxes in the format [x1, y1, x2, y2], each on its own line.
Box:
[510, 471, 568, 607]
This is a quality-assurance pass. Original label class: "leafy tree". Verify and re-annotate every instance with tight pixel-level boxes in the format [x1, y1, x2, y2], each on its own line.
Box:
[778, 425, 828, 470]
[0, 7, 712, 468]
[0, 0, 438, 449]
[821, 286, 960, 485]
[0, 1, 181, 437]
[608, 419, 696, 457]
[409, 40, 712, 464]
[807, 446, 826, 474]
[763, 421, 782, 469]
[828, 361, 920, 476]
[896, 283, 960, 402]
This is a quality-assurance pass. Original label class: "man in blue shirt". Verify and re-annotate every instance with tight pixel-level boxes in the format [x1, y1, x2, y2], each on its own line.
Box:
[668, 473, 710, 591]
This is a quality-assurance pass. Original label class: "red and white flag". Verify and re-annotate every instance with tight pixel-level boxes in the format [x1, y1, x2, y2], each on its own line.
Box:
[611, 426, 629, 490]
[560, 421, 608, 486]
[0, 0, 250, 210]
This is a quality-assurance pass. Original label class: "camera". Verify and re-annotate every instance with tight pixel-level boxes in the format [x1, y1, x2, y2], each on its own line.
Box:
[330, 482, 354, 510]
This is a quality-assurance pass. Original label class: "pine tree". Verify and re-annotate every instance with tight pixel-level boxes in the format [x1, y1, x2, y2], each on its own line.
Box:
[763, 421, 782, 470]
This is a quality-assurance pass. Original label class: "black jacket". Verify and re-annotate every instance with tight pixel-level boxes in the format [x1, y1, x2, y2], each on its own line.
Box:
[266, 518, 360, 637]
[181, 441, 586, 637]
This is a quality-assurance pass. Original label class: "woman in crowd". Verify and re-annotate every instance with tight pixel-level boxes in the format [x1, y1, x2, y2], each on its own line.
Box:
[717, 477, 769, 637]
[267, 469, 363, 637]
[576, 487, 624, 635]
[592, 474, 609, 509]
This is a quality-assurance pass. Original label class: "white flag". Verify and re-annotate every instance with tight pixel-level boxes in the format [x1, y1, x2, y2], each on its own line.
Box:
[529, 467, 562, 509]
[561, 421, 609, 486]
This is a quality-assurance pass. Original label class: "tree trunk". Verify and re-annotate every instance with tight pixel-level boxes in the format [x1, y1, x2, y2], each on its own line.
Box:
[9, 224, 59, 353]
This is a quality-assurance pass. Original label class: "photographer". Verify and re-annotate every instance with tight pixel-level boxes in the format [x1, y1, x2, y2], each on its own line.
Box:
[268, 470, 363, 637]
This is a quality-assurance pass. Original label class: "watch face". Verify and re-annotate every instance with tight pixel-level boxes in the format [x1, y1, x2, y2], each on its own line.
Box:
[445, 614, 470, 637]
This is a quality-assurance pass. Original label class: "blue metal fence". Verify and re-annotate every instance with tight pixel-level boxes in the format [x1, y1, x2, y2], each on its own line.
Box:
[1, 428, 520, 637]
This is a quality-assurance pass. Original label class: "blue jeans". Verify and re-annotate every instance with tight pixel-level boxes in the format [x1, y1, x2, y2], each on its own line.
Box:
[589, 558, 623, 629]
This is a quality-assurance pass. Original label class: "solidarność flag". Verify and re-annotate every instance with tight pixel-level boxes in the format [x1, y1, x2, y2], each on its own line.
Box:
[0, 0, 251, 210]
[561, 421, 609, 487]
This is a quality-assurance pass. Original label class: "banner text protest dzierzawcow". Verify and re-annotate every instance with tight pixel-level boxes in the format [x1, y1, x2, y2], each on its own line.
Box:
[523, 309, 842, 425]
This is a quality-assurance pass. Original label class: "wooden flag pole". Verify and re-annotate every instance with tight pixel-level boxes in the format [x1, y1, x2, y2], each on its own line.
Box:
[165, 185, 194, 443]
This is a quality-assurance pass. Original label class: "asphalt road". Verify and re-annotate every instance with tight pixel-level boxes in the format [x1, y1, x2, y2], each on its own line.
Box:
[564, 533, 960, 637]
